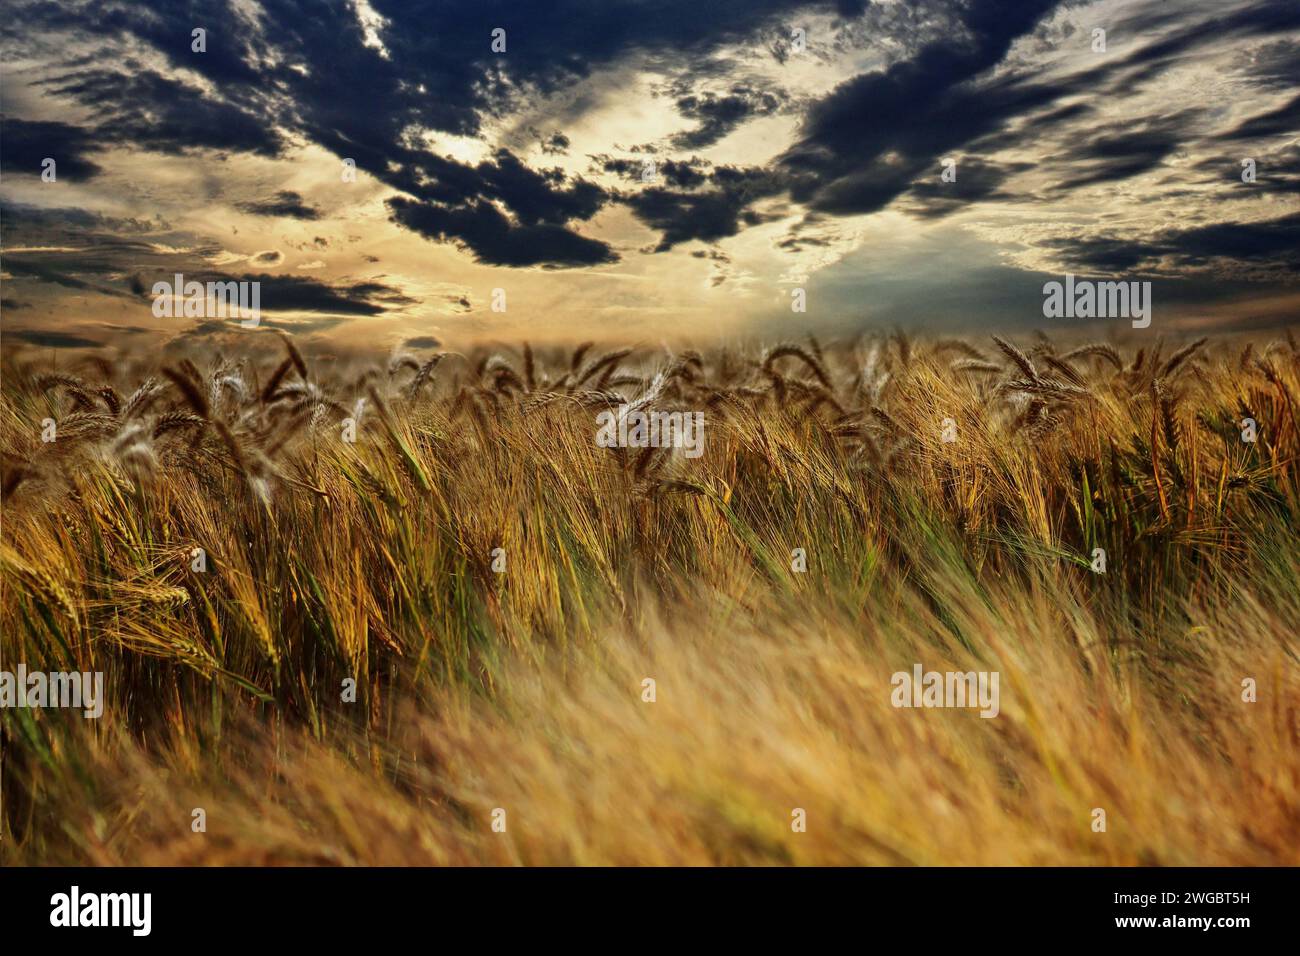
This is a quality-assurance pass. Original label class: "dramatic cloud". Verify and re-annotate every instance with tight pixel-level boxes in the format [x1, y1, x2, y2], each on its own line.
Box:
[0, 118, 103, 181]
[387, 195, 617, 266]
[778, 0, 1066, 216]
[236, 191, 322, 220]
[2, 0, 1297, 335]
[672, 85, 786, 149]
[39, 66, 285, 157]
[7, 328, 103, 348]
[1048, 211, 1300, 279]
[167, 272, 412, 316]
[5, 256, 140, 299]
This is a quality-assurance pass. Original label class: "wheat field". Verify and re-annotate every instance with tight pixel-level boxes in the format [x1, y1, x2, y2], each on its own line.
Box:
[1, 328, 1298, 865]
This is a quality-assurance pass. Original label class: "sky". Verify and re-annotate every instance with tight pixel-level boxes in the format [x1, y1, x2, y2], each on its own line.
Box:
[1, 0, 1298, 353]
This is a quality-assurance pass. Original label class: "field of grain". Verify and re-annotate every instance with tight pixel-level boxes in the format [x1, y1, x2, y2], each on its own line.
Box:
[2, 329, 1298, 865]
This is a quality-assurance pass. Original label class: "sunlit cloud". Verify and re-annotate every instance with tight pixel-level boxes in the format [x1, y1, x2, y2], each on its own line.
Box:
[1, 0, 1295, 346]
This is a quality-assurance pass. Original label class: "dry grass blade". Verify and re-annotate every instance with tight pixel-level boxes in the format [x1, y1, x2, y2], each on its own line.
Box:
[762, 343, 833, 390]
[277, 330, 309, 380]
[409, 353, 447, 398]
[1161, 337, 1208, 378]
[522, 342, 536, 392]
[2, 454, 32, 502]
[574, 348, 633, 389]
[261, 358, 295, 403]
[951, 359, 1003, 375]
[1040, 354, 1086, 387]
[935, 339, 989, 361]
[992, 335, 1039, 382]
[1061, 343, 1124, 371]
[152, 411, 209, 439]
[97, 385, 122, 415]
[892, 327, 912, 367]
[36, 374, 96, 410]
[162, 366, 210, 418]
[868, 405, 904, 434]
[122, 377, 163, 419]
[570, 341, 594, 373]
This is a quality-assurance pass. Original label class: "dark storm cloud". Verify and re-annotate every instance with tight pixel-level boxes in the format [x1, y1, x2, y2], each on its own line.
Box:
[173, 316, 347, 338]
[624, 189, 752, 250]
[776, 233, 830, 252]
[599, 156, 711, 189]
[387, 195, 617, 266]
[624, 188, 774, 251]
[1042, 235, 1152, 274]
[1180, 141, 1300, 197]
[1046, 212, 1300, 276]
[0, 201, 156, 235]
[94, 323, 154, 335]
[8, 329, 104, 348]
[1101, 0, 1300, 88]
[658, 160, 712, 189]
[236, 191, 322, 220]
[0, 118, 103, 181]
[620, 164, 785, 250]
[39, 66, 284, 157]
[767, 0, 1299, 229]
[537, 131, 570, 155]
[474, 150, 607, 226]
[365, 128, 617, 266]
[1049, 111, 1199, 190]
[177, 272, 409, 315]
[6, 0, 1299, 279]
[609, 172, 770, 251]
[7, 253, 410, 314]
[0, 202, 202, 297]
[8, 0, 847, 267]
[672, 85, 786, 150]
[4, 257, 139, 298]
[1233, 37, 1300, 92]
[777, 0, 1066, 216]
[1172, 214, 1300, 268]
[346, 280, 418, 307]
[0, 203, 197, 278]
[903, 158, 1032, 219]
[0, 198, 414, 316]
[1218, 92, 1300, 141]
